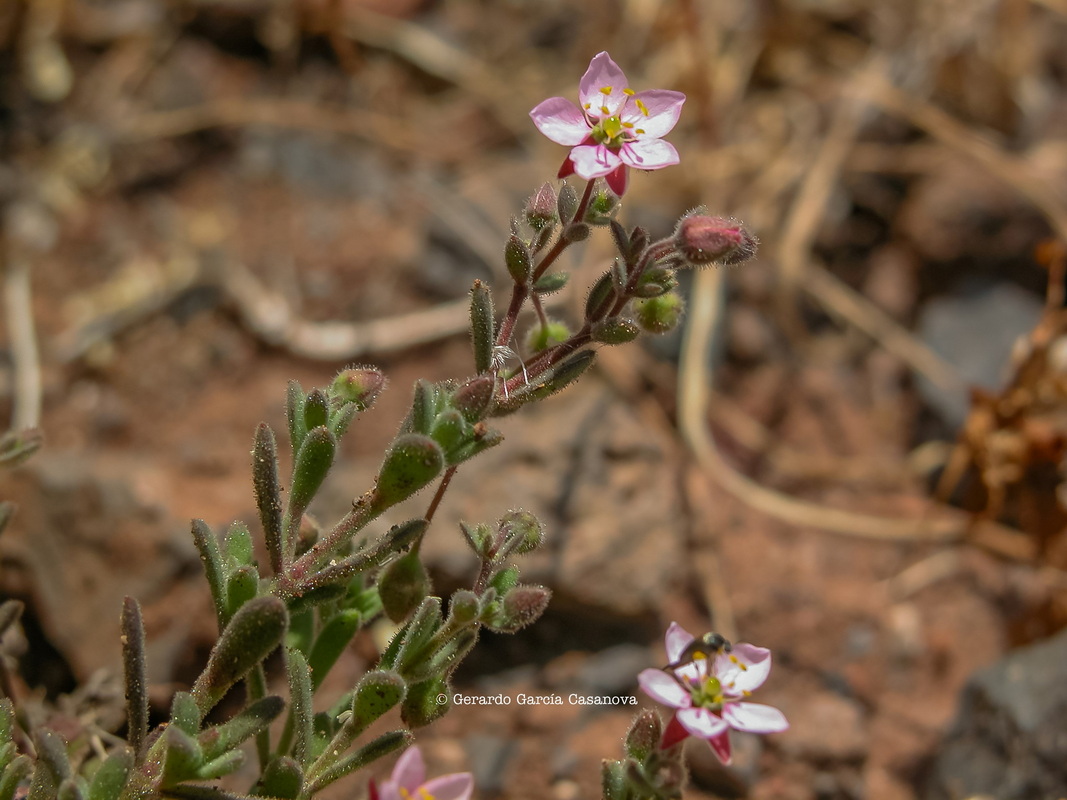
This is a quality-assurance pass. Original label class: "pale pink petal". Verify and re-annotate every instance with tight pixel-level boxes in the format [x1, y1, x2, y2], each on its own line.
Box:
[621, 90, 685, 137]
[619, 139, 679, 171]
[391, 746, 426, 791]
[579, 52, 629, 119]
[422, 773, 474, 800]
[707, 729, 733, 764]
[723, 702, 789, 734]
[638, 668, 691, 708]
[530, 97, 591, 146]
[715, 644, 771, 695]
[664, 622, 695, 665]
[677, 707, 729, 739]
[567, 143, 622, 179]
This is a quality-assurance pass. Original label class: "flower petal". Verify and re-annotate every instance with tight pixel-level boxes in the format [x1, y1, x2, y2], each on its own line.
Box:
[619, 139, 679, 171]
[390, 746, 426, 791]
[677, 707, 730, 739]
[579, 52, 629, 120]
[664, 621, 695, 665]
[638, 668, 692, 708]
[715, 644, 771, 695]
[622, 90, 686, 138]
[530, 97, 591, 146]
[422, 773, 474, 800]
[567, 143, 622, 179]
[707, 728, 733, 765]
[723, 701, 790, 733]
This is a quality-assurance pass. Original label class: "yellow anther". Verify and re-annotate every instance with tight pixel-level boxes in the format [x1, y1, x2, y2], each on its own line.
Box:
[599, 86, 613, 95]
[584, 102, 591, 109]
[623, 88, 635, 96]
[622, 121, 634, 128]
[635, 128, 645, 135]
[600, 106, 610, 114]
[635, 99, 649, 116]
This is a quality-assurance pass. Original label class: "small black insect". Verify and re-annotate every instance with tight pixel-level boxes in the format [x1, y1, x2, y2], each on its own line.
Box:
[664, 632, 732, 671]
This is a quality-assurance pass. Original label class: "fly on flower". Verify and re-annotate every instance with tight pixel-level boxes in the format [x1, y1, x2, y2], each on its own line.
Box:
[664, 631, 733, 672]
[530, 51, 685, 196]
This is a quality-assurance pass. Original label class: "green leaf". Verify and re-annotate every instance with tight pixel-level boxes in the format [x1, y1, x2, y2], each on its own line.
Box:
[199, 696, 285, 762]
[190, 520, 227, 631]
[190, 597, 288, 719]
[400, 677, 450, 729]
[120, 598, 149, 763]
[469, 280, 495, 374]
[252, 424, 284, 576]
[305, 730, 411, 795]
[86, 748, 133, 800]
[285, 381, 308, 455]
[307, 610, 361, 691]
[0, 756, 30, 800]
[225, 566, 259, 619]
[378, 551, 429, 624]
[371, 434, 444, 511]
[285, 426, 336, 549]
[252, 757, 302, 800]
[285, 651, 313, 767]
[302, 390, 329, 431]
[223, 522, 254, 568]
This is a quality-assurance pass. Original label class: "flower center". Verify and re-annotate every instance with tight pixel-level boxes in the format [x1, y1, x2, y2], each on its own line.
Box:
[690, 675, 725, 711]
[590, 114, 631, 148]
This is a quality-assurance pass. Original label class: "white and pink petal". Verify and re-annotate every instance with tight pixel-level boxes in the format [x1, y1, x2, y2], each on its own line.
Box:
[619, 139, 679, 171]
[422, 773, 474, 800]
[530, 97, 591, 146]
[637, 668, 692, 708]
[722, 701, 789, 734]
[622, 90, 685, 137]
[578, 52, 629, 118]
[664, 622, 695, 665]
[567, 143, 622, 179]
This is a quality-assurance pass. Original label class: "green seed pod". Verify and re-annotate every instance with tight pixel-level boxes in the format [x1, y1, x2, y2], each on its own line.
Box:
[634, 293, 685, 334]
[533, 271, 569, 295]
[585, 272, 615, 321]
[372, 434, 445, 511]
[591, 317, 640, 345]
[469, 280, 495, 374]
[452, 375, 495, 423]
[378, 550, 430, 624]
[587, 190, 619, 223]
[504, 235, 532, 285]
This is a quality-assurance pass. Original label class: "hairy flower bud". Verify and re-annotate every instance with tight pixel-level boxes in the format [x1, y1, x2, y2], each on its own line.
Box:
[634, 294, 685, 334]
[330, 367, 385, 410]
[673, 215, 757, 266]
[524, 183, 558, 230]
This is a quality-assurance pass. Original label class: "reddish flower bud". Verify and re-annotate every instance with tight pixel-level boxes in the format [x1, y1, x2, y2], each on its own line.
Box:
[673, 215, 757, 266]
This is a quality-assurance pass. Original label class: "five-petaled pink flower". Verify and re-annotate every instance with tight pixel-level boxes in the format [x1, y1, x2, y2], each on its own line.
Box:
[637, 622, 789, 765]
[530, 51, 685, 196]
[370, 745, 473, 800]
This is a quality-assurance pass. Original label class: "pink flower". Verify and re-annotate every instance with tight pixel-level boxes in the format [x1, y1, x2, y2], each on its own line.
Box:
[530, 51, 685, 196]
[637, 622, 788, 765]
[370, 746, 473, 800]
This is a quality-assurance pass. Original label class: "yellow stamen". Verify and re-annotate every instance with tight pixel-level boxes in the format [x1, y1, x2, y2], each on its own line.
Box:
[599, 86, 613, 95]
[600, 106, 610, 114]
[635, 98, 649, 116]
[623, 88, 635, 96]
[622, 121, 634, 129]
[584, 102, 591, 109]
[635, 128, 645, 135]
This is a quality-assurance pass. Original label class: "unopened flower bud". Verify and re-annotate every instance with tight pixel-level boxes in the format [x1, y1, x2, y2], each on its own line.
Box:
[496, 585, 551, 632]
[524, 183, 558, 230]
[331, 367, 386, 410]
[497, 509, 545, 556]
[674, 215, 757, 266]
[634, 294, 685, 334]
[625, 709, 663, 762]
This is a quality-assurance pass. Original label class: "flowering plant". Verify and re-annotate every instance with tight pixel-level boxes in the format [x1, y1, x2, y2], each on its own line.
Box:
[0, 51, 762, 800]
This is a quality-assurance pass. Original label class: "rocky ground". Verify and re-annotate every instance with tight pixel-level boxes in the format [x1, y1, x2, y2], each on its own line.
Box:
[2, 1, 1067, 798]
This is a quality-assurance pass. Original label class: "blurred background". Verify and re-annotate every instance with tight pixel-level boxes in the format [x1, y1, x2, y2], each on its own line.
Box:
[2, 0, 1067, 797]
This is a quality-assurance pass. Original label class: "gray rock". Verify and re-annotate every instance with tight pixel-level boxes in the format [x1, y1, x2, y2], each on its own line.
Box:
[923, 629, 1067, 800]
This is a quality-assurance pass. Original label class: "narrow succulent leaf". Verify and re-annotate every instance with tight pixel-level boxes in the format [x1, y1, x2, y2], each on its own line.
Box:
[199, 696, 284, 762]
[195, 749, 245, 781]
[283, 585, 347, 616]
[305, 730, 411, 795]
[120, 598, 149, 764]
[161, 726, 202, 788]
[286, 609, 314, 657]
[423, 629, 477, 681]
[169, 692, 200, 736]
[291, 518, 426, 595]
[584, 271, 615, 321]
[469, 280, 495, 374]
[87, 748, 133, 800]
[371, 434, 444, 511]
[601, 760, 628, 800]
[395, 597, 443, 679]
[285, 650, 313, 767]
[609, 220, 630, 261]
[252, 424, 284, 576]
[0, 743, 12, 774]
[448, 425, 504, 463]
[409, 380, 436, 436]
[190, 597, 288, 719]
[223, 522, 254, 568]
[252, 757, 302, 800]
[285, 381, 308, 454]
[532, 271, 568, 295]
[224, 566, 259, 620]
[302, 390, 329, 431]
[190, 520, 227, 631]
[307, 610, 361, 691]
[33, 729, 72, 790]
[285, 426, 336, 551]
